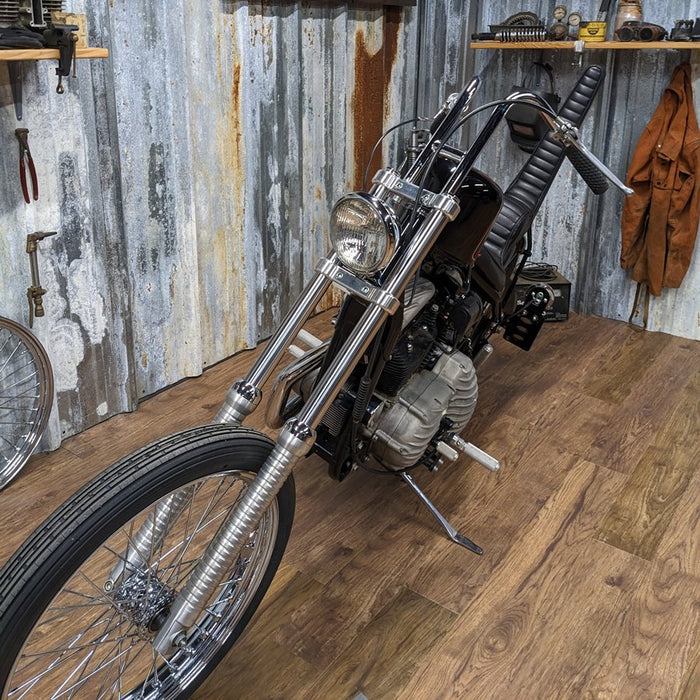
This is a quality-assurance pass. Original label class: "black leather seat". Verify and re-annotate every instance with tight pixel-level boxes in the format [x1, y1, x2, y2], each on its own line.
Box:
[474, 64, 605, 300]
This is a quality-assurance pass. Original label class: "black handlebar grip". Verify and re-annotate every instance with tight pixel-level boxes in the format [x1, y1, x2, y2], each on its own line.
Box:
[566, 146, 610, 195]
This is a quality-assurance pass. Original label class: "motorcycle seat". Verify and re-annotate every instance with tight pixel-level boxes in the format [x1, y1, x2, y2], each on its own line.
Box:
[474, 64, 604, 301]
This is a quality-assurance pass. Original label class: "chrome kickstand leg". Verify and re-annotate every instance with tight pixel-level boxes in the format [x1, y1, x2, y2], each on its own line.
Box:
[400, 472, 483, 555]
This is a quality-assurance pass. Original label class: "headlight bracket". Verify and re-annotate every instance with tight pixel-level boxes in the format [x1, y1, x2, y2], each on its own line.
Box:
[372, 169, 461, 221]
[316, 258, 400, 314]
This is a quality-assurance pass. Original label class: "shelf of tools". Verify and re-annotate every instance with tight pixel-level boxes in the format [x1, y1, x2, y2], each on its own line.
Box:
[469, 1, 700, 52]
[1, 3, 109, 101]
[467, 2, 699, 322]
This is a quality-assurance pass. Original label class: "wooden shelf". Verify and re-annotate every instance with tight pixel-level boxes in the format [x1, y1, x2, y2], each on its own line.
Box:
[471, 41, 700, 50]
[0, 47, 108, 61]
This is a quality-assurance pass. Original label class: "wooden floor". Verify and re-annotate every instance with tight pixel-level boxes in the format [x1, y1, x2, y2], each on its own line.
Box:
[1, 312, 698, 699]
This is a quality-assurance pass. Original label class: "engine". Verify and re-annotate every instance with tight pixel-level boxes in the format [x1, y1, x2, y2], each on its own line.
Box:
[362, 266, 482, 471]
[290, 268, 483, 476]
[364, 345, 478, 470]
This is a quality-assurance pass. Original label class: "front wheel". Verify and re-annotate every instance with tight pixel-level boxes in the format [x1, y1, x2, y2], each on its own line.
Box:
[0, 424, 295, 699]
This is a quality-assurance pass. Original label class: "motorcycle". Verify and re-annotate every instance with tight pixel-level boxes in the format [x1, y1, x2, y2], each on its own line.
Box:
[0, 63, 631, 698]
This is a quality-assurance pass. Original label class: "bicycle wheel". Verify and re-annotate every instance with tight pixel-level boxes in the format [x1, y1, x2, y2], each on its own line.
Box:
[0, 316, 53, 489]
[0, 424, 295, 699]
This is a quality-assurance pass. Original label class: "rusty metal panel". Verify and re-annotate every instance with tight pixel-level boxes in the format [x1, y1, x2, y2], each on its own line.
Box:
[0, 0, 135, 451]
[2, 0, 699, 458]
[103, 0, 419, 407]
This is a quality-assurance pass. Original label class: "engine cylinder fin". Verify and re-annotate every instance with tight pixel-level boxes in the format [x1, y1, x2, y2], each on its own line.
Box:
[368, 348, 478, 470]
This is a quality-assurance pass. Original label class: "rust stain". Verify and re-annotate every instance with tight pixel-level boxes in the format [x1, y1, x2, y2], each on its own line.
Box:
[352, 7, 402, 190]
[231, 62, 243, 175]
[211, 16, 248, 348]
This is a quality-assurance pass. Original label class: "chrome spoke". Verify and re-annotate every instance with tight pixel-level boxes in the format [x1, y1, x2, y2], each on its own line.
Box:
[0, 318, 52, 487]
[6, 468, 280, 699]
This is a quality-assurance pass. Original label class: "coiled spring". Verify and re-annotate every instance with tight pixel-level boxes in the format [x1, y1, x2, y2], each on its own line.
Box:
[498, 27, 548, 42]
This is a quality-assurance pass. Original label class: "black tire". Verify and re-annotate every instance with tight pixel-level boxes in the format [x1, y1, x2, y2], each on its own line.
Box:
[0, 424, 295, 699]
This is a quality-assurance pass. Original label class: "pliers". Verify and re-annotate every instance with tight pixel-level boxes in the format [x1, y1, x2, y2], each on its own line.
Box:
[15, 128, 38, 204]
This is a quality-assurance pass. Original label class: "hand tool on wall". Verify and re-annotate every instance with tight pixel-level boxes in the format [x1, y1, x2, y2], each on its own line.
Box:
[597, 0, 612, 21]
[14, 128, 38, 203]
[7, 62, 23, 120]
[43, 23, 78, 93]
[26, 231, 57, 327]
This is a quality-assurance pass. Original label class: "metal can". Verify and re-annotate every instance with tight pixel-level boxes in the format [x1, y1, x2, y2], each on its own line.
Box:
[579, 21, 607, 42]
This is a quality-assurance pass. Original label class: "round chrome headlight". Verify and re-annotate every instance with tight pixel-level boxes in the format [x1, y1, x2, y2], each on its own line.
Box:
[330, 193, 398, 275]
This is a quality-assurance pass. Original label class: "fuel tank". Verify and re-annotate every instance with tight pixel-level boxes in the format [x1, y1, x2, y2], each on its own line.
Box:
[429, 159, 502, 265]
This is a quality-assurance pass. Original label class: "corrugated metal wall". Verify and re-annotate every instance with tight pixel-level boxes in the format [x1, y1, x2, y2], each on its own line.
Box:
[0, 1, 698, 452]
[470, 1, 700, 338]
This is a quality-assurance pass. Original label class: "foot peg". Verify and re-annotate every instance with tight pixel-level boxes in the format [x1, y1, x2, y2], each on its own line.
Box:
[450, 435, 500, 472]
[400, 472, 482, 555]
[503, 284, 553, 351]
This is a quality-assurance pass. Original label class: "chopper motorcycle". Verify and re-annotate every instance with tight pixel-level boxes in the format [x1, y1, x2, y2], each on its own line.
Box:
[0, 63, 631, 698]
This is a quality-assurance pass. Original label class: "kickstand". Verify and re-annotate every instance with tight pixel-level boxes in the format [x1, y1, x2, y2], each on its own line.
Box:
[400, 472, 483, 555]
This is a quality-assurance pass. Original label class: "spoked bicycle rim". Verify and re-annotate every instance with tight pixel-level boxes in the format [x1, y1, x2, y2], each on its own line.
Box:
[0, 426, 295, 699]
[0, 317, 53, 489]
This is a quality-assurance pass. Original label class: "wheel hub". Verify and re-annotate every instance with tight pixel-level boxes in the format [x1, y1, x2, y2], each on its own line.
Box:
[109, 571, 176, 640]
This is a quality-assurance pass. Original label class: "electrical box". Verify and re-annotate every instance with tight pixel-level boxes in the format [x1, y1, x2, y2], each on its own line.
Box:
[514, 269, 571, 322]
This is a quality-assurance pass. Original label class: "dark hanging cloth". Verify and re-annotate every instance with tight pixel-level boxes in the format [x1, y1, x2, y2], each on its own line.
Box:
[620, 62, 700, 303]
[0, 27, 45, 48]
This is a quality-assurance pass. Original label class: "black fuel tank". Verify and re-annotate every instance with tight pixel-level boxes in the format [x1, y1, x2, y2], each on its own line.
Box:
[429, 159, 502, 265]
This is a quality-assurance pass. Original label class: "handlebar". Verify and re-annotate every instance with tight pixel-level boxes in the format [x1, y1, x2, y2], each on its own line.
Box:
[505, 91, 633, 196]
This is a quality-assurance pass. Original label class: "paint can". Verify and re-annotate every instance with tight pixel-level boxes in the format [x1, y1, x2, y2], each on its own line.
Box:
[579, 21, 607, 41]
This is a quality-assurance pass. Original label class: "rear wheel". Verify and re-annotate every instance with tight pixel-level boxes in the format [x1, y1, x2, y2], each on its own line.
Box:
[0, 316, 53, 489]
[0, 424, 295, 699]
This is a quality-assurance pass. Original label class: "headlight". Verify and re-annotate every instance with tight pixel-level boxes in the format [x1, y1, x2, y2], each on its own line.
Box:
[330, 193, 398, 275]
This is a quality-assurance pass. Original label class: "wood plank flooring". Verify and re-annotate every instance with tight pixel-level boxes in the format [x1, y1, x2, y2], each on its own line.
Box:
[0, 312, 698, 699]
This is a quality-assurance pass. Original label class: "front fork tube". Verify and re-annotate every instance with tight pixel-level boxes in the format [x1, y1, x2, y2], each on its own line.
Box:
[104, 487, 196, 591]
[152, 291, 393, 654]
[154, 209, 453, 654]
[214, 257, 337, 425]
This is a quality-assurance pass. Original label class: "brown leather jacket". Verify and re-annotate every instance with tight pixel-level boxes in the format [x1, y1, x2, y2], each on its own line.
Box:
[620, 62, 700, 296]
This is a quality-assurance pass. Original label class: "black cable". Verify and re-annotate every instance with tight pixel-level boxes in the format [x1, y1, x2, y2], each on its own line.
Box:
[520, 261, 558, 282]
[362, 117, 431, 191]
[404, 96, 560, 238]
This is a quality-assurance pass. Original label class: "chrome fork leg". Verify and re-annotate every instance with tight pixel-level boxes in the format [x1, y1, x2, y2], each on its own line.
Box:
[152, 419, 314, 653]
[104, 486, 196, 591]
[215, 265, 335, 425]
[154, 299, 394, 654]
[110, 268, 332, 613]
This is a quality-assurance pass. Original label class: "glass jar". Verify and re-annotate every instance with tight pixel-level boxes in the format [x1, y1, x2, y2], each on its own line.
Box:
[615, 1, 643, 36]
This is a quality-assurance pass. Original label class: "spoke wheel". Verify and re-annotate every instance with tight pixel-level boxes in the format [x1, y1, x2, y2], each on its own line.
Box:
[0, 425, 295, 699]
[0, 317, 53, 489]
